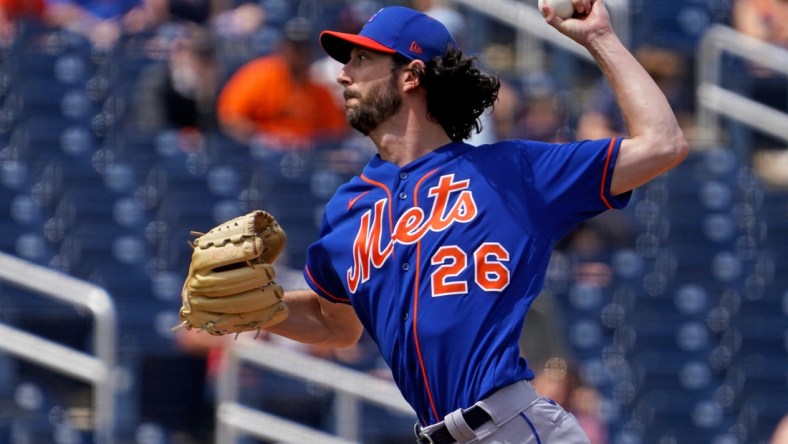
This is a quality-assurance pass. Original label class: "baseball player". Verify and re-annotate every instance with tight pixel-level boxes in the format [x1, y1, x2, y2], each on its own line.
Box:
[181, 1, 689, 442]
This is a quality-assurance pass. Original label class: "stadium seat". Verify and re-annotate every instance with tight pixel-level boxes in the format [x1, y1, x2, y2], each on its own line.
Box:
[58, 223, 148, 278]
[54, 188, 117, 228]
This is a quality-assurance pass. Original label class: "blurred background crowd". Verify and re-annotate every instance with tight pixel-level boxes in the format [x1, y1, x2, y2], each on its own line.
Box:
[0, 0, 787, 443]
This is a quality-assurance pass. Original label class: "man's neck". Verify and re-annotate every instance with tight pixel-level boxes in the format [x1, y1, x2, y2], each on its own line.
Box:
[369, 112, 452, 167]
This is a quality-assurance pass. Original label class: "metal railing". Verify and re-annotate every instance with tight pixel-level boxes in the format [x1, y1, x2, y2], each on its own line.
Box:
[0, 252, 117, 442]
[215, 339, 415, 443]
[696, 25, 788, 152]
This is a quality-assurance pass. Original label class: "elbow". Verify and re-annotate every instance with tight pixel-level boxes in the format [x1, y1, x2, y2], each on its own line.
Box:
[330, 324, 364, 349]
[653, 127, 690, 172]
[331, 337, 361, 349]
[317, 329, 361, 349]
[667, 131, 690, 170]
[318, 314, 363, 349]
[612, 128, 690, 195]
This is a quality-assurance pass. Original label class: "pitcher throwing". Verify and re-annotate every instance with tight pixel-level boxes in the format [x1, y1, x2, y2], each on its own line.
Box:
[180, 1, 688, 442]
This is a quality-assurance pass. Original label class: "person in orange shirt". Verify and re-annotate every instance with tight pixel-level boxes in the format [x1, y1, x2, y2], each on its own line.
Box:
[217, 17, 348, 150]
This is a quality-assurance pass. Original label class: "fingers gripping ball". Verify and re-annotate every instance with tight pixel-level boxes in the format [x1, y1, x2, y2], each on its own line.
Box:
[538, 0, 576, 19]
[177, 210, 289, 336]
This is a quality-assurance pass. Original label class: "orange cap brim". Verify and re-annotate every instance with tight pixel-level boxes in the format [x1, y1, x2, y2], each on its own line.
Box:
[319, 30, 397, 64]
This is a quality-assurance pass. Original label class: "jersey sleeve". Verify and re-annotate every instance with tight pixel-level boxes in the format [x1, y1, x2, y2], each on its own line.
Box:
[303, 214, 352, 305]
[520, 137, 631, 240]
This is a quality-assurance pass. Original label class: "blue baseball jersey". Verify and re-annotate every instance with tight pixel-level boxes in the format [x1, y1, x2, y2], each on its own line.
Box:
[303, 138, 630, 425]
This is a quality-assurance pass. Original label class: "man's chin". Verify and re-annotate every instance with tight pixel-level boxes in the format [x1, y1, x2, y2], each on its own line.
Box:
[350, 124, 371, 136]
[348, 117, 373, 136]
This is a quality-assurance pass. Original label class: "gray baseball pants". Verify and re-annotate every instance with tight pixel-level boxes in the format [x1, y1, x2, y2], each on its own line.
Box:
[415, 380, 590, 444]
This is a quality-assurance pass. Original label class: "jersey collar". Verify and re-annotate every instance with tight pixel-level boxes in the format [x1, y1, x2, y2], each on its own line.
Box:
[363, 142, 475, 182]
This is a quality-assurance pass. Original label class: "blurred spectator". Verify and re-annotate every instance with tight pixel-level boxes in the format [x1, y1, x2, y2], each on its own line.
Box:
[731, 0, 788, 186]
[166, 0, 216, 25]
[129, 24, 222, 133]
[412, 0, 466, 47]
[210, 1, 269, 70]
[487, 78, 522, 141]
[576, 46, 694, 141]
[556, 211, 634, 289]
[42, 0, 167, 48]
[211, 1, 266, 37]
[517, 94, 569, 142]
[413, 0, 523, 144]
[519, 290, 571, 372]
[161, 0, 267, 31]
[531, 359, 609, 444]
[309, 3, 371, 110]
[0, 0, 45, 43]
[512, 72, 568, 143]
[461, 76, 522, 144]
[733, 0, 788, 47]
[519, 223, 614, 443]
[217, 16, 347, 150]
[772, 414, 788, 444]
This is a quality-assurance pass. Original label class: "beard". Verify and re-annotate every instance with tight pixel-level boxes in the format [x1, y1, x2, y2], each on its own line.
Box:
[344, 75, 402, 135]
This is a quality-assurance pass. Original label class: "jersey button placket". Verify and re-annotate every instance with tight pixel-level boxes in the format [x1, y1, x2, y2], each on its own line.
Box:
[396, 171, 411, 286]
[396, 169, 409, 200]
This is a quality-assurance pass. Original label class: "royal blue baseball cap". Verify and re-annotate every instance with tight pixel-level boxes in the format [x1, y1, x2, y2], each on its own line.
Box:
[319, 6, 458, 64]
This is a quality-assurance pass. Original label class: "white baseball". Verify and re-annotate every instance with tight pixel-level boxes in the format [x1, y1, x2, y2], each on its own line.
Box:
[538, 0, 576, 19]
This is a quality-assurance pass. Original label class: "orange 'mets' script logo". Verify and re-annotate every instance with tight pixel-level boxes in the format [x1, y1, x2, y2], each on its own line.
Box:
[346, 175, 477, 293]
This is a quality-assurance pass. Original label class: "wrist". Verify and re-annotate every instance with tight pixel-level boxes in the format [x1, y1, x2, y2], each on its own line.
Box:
[585, 29, 621, 54]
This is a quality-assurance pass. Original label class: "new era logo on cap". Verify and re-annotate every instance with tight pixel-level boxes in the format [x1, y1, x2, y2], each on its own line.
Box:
[319, 6, 458, 64]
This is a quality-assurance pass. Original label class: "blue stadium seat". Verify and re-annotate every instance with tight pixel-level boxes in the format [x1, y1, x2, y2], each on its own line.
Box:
[0, 223, 30, 257]
[111, 131, 159, 168]
[12, 232, 53, 265]
[361, 404, 418, 444]
[205, 164, 244, 198]
[632, 350, 717, 392]
[154, 189, 220, 229]
[735, 391, 788, 443]
[10, 117, 93, 163]
[100, 161, 140, 195]
[54, 188, 117, 228]
[58, 223, 148, 277]
[143, 159, 211, 205]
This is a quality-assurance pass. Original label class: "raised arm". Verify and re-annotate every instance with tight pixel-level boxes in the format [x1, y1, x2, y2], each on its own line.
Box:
[265, 290, 364, 348]
[541, 0, 689, 195]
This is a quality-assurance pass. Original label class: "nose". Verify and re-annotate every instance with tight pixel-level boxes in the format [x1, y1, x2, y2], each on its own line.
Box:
[337, 66, 351, 87]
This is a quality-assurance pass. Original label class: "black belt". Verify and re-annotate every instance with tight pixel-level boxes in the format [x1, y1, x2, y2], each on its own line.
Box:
[415, 405, 492, 444]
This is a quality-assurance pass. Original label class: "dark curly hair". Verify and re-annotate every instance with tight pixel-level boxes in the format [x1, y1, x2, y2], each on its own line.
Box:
[394, 48, 501, 142]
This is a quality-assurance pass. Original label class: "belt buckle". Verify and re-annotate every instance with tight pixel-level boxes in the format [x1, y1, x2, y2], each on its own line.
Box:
[414, 423, 436, 444]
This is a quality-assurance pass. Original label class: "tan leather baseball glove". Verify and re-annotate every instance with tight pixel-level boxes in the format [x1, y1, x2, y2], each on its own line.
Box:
[175, 210, 289, 336]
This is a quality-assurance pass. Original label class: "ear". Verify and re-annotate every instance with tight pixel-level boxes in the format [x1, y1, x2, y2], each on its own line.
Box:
[401, 59, 425, 92]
